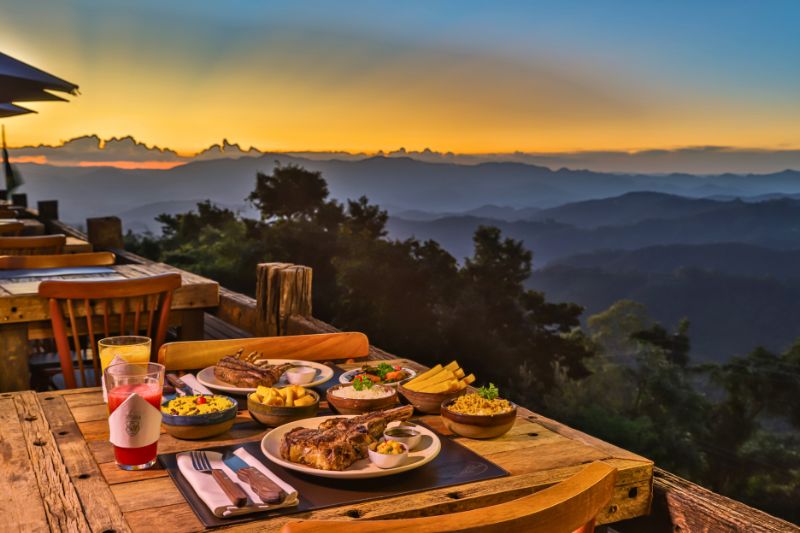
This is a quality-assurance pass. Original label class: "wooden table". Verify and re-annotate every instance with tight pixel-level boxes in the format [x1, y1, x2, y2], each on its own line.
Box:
[0, 262, 219, 391]
[0, 218, 47, 235]
[0, 358, 654, 532]
[64, 236, 93, 253]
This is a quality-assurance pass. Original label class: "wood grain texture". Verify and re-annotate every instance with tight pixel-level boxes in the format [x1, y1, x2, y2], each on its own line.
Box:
[12, 391, 91, 532]
[0, 322, 29, 391]
[0, 252, 115, 269]
[157, 332, 370, 370]
[0, 396, 50, 532]
[40, 395, 131, 532]
[280, 462, 616, 533]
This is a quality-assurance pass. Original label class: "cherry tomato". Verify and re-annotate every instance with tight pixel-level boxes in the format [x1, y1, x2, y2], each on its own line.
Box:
[196, 396, 207, 404]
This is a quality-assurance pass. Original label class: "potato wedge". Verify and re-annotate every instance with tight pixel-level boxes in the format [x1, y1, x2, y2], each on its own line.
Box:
[407, 369, 454, 391]
[461, 373, 476, 385]
[421, 379, 458, 393]
[443, 360, 460, 372]
[406, 364, 442, 386]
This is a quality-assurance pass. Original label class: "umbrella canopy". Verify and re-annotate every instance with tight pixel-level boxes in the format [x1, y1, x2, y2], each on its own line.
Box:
[0, 103, 35, 118]
[0, 52, 78, 104]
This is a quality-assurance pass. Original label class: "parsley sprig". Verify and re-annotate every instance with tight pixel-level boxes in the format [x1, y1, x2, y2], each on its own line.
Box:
[478, 383, 499, 401]
[353, 375, 374, 391]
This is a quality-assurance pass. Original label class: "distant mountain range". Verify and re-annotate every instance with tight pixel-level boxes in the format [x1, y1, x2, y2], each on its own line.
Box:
[11, 134, 800, 174]
[16, 153, 800, 231]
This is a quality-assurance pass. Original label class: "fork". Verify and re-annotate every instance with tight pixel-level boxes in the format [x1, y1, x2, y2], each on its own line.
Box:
[190, 451, 248, 507]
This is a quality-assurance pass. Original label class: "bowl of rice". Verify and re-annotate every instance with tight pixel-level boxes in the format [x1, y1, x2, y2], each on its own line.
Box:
[326, 382, 399, 415]
[440, 392, 517, 439]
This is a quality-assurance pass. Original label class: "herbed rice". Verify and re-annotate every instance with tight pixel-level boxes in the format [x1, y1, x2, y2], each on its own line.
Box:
[448, 393, 513, 416]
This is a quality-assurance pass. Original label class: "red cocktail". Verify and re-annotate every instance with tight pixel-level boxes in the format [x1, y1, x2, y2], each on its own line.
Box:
[105, 362, 165, 470]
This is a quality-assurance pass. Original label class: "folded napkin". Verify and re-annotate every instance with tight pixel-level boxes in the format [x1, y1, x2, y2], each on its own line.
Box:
[180, 373, 213, 395]
[177, 449, 298, 518]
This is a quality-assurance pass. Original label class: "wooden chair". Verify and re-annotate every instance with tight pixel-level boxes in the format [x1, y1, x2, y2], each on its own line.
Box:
[0, 221, 24, 236]
[158, 332, 370, 370]
[0, 234, 66, 255]
[38, 273, 182, 389]
[0, 251, 115, 269]
[0, 207, 19, 218]
[280, 462, 617, 533]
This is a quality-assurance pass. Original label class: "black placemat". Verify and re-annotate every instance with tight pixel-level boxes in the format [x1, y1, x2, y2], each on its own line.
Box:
[159, 426, 508, 528]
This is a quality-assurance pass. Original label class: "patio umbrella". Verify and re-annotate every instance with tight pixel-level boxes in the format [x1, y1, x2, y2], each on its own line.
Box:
[0, 52, 79, 103]
[0, 103, 35, 118]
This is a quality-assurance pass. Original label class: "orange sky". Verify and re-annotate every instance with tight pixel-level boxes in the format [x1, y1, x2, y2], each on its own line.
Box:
[2, 2, 799, 155]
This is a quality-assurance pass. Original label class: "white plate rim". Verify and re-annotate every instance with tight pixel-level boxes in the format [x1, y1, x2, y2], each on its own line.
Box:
[338, 366, 417, 387]
[260, 415, 441, 479]
[197, 359, 334, 393]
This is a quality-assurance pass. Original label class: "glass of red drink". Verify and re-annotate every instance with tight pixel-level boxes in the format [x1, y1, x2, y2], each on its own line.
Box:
[105, 362, 165, 470]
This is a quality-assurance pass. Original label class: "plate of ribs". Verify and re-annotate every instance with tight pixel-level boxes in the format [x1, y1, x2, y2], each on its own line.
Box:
[197, 349, 334, 394]
[262, 405, 442, 479]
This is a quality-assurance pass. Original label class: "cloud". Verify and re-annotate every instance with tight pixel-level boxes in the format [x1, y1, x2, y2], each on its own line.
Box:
[10, 134, 800, 174]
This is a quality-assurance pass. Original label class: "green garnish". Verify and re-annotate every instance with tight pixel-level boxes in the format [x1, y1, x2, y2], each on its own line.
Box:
[376, 362, 394, 379]
[478, 383, 499, 401]
[353, 375, 374, 391]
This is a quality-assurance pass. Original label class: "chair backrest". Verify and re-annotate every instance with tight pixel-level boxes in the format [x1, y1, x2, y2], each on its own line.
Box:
[0, 221, 24, 236]
[0, 251, 115, 269]
[38, 273, 182, 389]
[158, 332, 370, 370]
[0, 234, 66, 255]
[280, 462, 617, 533]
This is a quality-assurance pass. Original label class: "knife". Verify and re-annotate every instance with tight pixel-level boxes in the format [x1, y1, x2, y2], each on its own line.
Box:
[166, 373, 194, 396]
[223, 453, 285, 504]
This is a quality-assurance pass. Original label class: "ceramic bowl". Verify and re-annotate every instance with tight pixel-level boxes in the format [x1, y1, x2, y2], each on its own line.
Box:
[368, 441, 409, 469]
[326, 383, 399, 415]
[248, 390, 320, 427]
[383, 425, 423, 451]
[338, 367, 418, 388]
[286, 366, 317, 385]
[160, 395, 238, 440]
[440, 398, 517, 439]
[397, 383, 466, 414]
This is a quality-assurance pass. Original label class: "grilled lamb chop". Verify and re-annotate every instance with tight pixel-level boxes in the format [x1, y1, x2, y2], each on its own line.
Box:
[214, 356, 292, 387]
[280, 405, 414, 471]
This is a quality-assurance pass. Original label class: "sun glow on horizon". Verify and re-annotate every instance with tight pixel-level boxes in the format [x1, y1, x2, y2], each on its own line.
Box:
[2, 2, 799, 155]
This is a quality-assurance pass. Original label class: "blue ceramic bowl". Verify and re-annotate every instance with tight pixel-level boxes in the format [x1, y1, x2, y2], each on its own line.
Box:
[161, 395, 238, 440]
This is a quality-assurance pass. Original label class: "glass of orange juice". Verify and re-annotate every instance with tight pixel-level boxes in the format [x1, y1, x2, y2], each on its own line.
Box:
[98, 336, 152, 374]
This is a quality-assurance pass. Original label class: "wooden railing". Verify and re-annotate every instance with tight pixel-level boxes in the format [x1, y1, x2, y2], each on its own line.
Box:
[33, 204, 800, 533]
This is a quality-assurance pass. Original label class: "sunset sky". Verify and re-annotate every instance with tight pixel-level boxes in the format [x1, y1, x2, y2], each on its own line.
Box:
[2, 0, 799, 154]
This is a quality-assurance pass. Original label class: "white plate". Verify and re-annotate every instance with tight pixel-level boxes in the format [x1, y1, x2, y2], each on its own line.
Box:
[197, 360, 334, 394]
[261, 415, 441, 479]
[339, 367, 417, 388]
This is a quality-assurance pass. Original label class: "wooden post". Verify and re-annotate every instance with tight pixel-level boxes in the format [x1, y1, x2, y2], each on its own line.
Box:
[255, 263, 312, 336]
[86, 216, 124, 249]
[11, 193, 27, 207]
[0, 323, 30, 391]
[37, 200, 59, 221]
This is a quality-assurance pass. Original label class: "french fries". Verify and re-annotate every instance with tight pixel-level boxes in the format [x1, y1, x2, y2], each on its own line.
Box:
[251, 384, 316, 407]
[404, 360, 474, 393]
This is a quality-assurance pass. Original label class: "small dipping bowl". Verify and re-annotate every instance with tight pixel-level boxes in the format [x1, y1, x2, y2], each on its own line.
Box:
[368, 441, 408, 469]
[286, 366, 317, 385]
[384, 425, 422, 451]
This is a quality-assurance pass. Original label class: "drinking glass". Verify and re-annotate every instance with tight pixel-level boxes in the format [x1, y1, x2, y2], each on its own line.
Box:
[105, 362, 165, 470]
[98, 336, 152, 374]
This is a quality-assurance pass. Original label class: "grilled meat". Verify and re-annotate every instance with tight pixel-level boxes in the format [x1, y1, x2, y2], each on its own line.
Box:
[280, 405, 414, 471]
[213, 356, 292, 387]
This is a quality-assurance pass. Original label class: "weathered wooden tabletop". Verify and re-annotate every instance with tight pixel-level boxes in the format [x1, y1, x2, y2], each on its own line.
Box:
[0, 262, 220, 391]
[0, 358, 653, 532]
